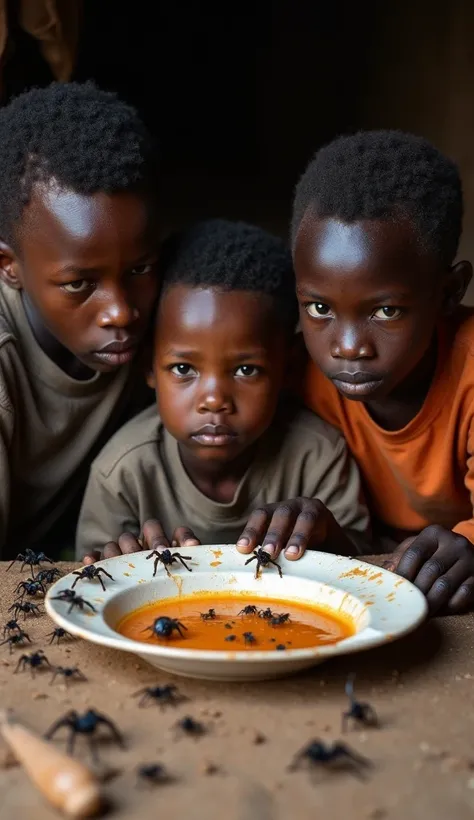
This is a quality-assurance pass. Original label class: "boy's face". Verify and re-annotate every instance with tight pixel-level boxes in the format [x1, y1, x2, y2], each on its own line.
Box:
[294, 214, 470, 401]
[150, 285, 288, 466]
[0, 185, 160, 372]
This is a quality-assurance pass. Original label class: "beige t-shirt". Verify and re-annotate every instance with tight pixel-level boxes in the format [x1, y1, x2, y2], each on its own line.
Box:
[0, 281, 151, 556]
[76, 402, 369, 557]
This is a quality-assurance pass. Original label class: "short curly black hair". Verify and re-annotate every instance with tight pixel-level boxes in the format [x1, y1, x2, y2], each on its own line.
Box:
[161, 219, 298, 330]
[292, 130, 463, 266]
[0, 81, 158, 248]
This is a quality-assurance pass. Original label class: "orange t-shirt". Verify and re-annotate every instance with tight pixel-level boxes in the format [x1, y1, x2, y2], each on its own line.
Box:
[303, 307, 474, 544]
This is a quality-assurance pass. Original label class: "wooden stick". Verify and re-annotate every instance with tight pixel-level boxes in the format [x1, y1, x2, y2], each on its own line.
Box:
[0, 709, 104, 817]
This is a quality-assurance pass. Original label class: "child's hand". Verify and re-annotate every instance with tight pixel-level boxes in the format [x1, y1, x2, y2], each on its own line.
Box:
[384, 525, 474, 614]
[83, 519, 201, 565]
[236, 497, 354, 561]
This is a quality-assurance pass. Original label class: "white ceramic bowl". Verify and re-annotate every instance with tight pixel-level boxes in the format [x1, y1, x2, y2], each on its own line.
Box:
[45, 547, 427, 681]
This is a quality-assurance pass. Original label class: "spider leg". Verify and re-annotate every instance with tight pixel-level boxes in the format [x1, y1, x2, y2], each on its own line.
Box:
[99, 568, 114, 581]
[341, 711, 351, 733]
[68, 729, 77, 757]
[254, 560, 262, 579]
[97, 575, 106, 592]
[333, 743, 372, 769]
[97, 715, 125, 748]
[6, 556, 21, 572]
[362, 704, 378, 726]
[84, 600, 97, 613]
[45, 714, 75, 740]
[268, 557, 283, 577]
[88, 735, 99, 763]
[244, 555, 257, 566]
[175, 555, 192, 572]
[153, 556, 161, 577]
[71, 574, 82, 589]
[50, 670, 59, 685]
[345, 673, 356, 700]
[75, 669, 87, 681]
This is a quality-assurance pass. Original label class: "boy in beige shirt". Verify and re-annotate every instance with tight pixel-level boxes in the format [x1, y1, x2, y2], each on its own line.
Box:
[78, 220, 368, 562]
[0, 82, 161, 557]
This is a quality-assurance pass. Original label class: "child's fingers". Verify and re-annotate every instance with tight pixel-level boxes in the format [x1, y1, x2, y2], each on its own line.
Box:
[171, 527, 201, 548]
[420, 560, 471, 614]
[394, 527, 440, 580]
[284, 506, 327, 560]
[82, 551, 101, 565]
[103, 541, 122, 558]
[141, 519, 171, 551]
[260, 505, 296, 558]
[236, 507, 273, 553]
[447, 575, 474, 613]
[116, 533, 142, 555]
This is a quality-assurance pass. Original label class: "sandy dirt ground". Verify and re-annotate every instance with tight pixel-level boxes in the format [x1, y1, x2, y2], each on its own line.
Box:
[0, 558, 473, 820]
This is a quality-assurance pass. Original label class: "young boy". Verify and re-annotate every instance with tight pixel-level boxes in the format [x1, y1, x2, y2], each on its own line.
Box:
[0, 82, 161, 557]
[77, 219, 368, 561]
[291, 129, 474, 614]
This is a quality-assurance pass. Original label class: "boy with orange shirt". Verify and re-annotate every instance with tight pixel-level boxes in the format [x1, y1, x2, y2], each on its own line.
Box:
[289, 130, 474, 614]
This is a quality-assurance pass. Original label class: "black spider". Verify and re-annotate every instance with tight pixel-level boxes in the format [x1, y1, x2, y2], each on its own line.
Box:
[175, 716, 206, 737]
[288, 739, 372, 777]
[14, 650, 50, 675]
[245, 548, 282, 579]
[15, 578, 46, 599]
[142, 616, 188, 640]
[258, 607, 274, 620]
[45, 709, 124, 762]
[270, 613, 290, 626]
[50, 589, 97, 614]
[238, 605, 259, 616]
[3, 619, 21, 638]
[200, 608, 216, 620]
[50, 666, 87, 687]
[136, 763, 171, 786]
[8, 601, 41, 620]
[46, 627, 72, 645]
[133, 685, 184, 709]
[146, 549, 192, 578]
[71, 565, 114, 592]
[7, 549, 54, 574]
[342, 675, 378, 732]
[1, 629, 32, 653]
[243, 631, 256, 644]
[35, 568, 62, 585]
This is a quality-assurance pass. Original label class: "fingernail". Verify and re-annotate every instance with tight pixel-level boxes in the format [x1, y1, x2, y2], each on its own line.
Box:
[171, 540, 177, 548]
[184, 539, 199, 546]
[237, 538, 249, 547]
[264, 544, 276, 556]
[285, 546, 299, 556]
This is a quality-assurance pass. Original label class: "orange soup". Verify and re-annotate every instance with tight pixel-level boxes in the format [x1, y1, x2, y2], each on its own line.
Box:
[117, 593, 353, 651]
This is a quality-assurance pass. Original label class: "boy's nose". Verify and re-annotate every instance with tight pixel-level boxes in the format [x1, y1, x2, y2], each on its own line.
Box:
[198, 384, 233, 414]
[330, 326, 374, 359]
[97, 290, 139, 329]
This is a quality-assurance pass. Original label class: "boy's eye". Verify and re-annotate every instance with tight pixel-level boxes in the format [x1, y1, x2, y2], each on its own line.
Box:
[131, 263, 154, 276]
[170, 364, 197, 377]
[373, 306, 402, 320]
[62, 280, 91, 294]
[306, 302, 332, 318]
[235, 365, 260, 377]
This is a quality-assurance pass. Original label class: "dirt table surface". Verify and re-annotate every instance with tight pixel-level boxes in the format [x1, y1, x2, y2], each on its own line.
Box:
[0, 559, 474, 820]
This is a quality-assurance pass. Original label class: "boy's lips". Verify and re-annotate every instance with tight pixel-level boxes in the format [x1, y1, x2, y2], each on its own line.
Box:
[91, 337, 139, 367]
[190, 424, 238, 447]
[330, 370, 383, 397]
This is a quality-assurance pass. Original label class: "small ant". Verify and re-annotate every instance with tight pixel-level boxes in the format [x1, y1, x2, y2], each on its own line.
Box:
[288, 739, 372, 778]
[15, 650, 50, 676]
[0, 629, 32, 653]
[342, 675, 378, 731]
[136, 763, 171, 786]
[8, 601, 41, 619]
[71, 565, 114, 592]
[175, 716, 206, 738]
[200, 608, 216, 621]
[146, 549, 192, 578]
[46, 627, 72, 645]
[143, 616, 187, 639]
[50, 666, 87, 687]
[133, 684, 184, 709]
[50, 589, 97, 614]
[238, 605, 259, 616]
[276, 644, 286, 651]
[245, 548, 282, 579]
[243, 632, 256, 644]
[225, 634, 237, 642]
[270, 613, 290, 626]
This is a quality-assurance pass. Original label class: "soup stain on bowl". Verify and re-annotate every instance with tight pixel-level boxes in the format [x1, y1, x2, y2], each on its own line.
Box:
[116, 592, 354, 652]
